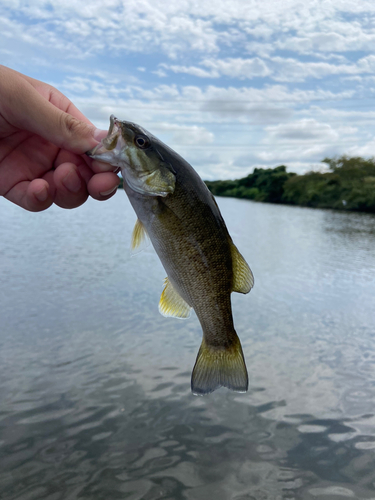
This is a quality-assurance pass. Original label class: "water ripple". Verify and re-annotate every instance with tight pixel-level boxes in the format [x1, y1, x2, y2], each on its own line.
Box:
[1, 197, 375, 499]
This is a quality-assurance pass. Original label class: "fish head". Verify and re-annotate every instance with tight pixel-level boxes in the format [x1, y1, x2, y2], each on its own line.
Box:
[87, 115, 176, 197]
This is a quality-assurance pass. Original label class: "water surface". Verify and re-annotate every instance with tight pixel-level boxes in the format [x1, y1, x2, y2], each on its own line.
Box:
[1, 194, 375, 500]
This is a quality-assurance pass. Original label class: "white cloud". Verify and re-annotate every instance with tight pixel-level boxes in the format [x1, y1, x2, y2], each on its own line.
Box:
[150, 123, 214, 146]
[163, 58, 270, 80]
[275, 28, 375, 55]
[2, 0, 375, 62]
[152, 69, 167, 77]
[63, 78, 356, 127]
[163, 64, 214, 78]
[270, 57, 358, 82]
[203, 58, 272, 79]
[164, 57, 271, 79]
[357, 55, 375, 72]
[253, 117, 363, 170]
[2, 0, 375, 179]
[346, 138, 375, 158]
[163, 55, 375, 83]
[265, 119, 340, 142]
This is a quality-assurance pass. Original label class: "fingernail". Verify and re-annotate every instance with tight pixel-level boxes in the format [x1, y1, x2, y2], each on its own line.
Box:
[92, 160, 118, 172]
[35, 185, 48, 202]
[93, 128, 108, 141]
[100, 186, 118, 197]
[62, 170, 82, 193]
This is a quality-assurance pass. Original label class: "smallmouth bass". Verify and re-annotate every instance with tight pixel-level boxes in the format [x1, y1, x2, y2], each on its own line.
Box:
[87, 115, 254, 395]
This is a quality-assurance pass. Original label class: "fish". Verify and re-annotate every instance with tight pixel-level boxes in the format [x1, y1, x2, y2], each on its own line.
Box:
[87, 115, 254, 395]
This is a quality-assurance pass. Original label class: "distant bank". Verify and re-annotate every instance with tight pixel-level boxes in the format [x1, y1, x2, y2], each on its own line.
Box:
[204, 156, 375, 213]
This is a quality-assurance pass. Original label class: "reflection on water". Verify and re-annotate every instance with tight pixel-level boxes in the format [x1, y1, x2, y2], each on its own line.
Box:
[0, 195, 375, 499]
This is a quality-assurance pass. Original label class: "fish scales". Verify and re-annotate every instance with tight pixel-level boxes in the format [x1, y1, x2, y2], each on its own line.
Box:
[127, 181, 235, 342]
[87, 115, 254, 395]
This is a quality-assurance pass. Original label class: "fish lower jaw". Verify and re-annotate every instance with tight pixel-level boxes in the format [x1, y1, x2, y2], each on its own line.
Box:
[88, 147, 131, 169]
[87, 126, 130, 167]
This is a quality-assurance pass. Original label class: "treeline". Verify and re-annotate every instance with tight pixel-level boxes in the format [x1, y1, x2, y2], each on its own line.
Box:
[205, 157, 375, 213]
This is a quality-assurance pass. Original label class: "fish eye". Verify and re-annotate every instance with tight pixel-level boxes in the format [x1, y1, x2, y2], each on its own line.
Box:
[134, 135, 150, 149]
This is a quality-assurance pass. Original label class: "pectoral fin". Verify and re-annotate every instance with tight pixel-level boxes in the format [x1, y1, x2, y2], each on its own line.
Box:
[230, 242, 254, 294]
[131, 218, 149, 254]
[123, 162, 176, 197]
[159, 278, 191, 319]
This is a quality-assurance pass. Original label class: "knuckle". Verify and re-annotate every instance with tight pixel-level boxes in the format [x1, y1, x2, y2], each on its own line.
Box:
[60, 113, 82, 136]
[59, 114, 92, 150]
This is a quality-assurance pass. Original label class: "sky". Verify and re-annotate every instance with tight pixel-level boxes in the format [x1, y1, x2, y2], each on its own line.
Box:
[2, 0, 375, 179]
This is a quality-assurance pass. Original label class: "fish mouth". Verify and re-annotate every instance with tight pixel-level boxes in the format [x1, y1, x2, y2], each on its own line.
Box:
[86, 115, 128, 166]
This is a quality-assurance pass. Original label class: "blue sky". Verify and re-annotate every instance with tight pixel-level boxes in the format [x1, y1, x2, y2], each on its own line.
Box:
[2, 0, 375, 179]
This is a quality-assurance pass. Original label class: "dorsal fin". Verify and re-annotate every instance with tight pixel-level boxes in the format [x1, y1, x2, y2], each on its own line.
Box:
[230, 242, 254, 294]
[159, 278, 191, 319]
[131, 218, 149, 254]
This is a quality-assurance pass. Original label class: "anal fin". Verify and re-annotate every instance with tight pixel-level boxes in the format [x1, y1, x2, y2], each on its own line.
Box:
[159, 278, 191, 319]
[230, 242, 254, 294]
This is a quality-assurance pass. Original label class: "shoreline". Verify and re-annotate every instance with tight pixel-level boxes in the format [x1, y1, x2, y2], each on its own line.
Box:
[204, 156, 375, 214]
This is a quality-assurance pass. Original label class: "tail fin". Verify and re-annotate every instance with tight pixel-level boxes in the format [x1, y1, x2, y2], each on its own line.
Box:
[191, 336, 248, 396]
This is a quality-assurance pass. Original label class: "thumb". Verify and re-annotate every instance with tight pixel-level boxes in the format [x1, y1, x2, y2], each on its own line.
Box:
[43, 111, 102, 153]
[2, 69, 101, 153]
[22, 101, 101, 154]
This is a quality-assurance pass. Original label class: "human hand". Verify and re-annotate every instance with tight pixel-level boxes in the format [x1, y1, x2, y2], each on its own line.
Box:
[0, 65, 120, 211]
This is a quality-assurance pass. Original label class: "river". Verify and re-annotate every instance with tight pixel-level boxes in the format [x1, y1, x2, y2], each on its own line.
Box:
[1, 193, 375, 500]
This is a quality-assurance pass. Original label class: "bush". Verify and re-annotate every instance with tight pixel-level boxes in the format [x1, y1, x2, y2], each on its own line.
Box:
[205, 165, 295, 204]
[205, 156, 375, 213]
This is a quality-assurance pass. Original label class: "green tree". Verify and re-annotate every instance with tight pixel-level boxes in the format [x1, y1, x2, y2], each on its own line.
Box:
[205, 156, 375, 213]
